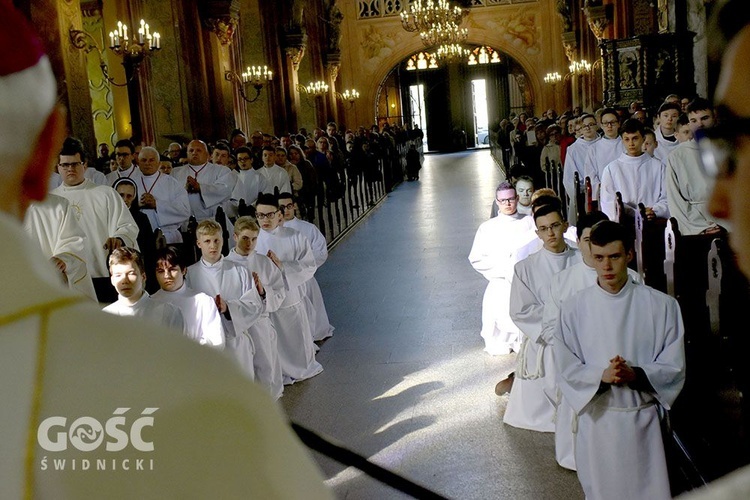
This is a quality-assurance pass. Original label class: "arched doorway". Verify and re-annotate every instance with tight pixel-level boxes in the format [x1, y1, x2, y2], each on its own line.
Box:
[374, 44, 532, 152]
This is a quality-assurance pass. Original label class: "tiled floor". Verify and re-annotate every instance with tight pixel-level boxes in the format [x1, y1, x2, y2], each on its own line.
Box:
[281, 149, 584, 499]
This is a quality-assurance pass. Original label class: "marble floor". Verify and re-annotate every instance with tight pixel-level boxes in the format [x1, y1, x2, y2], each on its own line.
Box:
[280, 149, 584, 499]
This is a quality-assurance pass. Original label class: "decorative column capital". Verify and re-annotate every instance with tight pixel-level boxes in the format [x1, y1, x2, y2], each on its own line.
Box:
[198, 0, 240, 45]
[583, 3, 611, 41]
[561, 31, 578, 62]
[204, 17, 238, 45]
[284, 32, 307, 71]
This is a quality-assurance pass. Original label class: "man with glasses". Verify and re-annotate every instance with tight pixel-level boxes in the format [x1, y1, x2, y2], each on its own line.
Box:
[583, 108, 624, 208]
[666, 97, 724, 235]
[226, 146, 268, 219]
[504, 203, 581, 432]
[599, 118, 669, 223]
[106, 138, 142, 186]
[563, 113, 601, 224]
[469, 181, 536, 359]
[51, 137, 139, 302]
[255, 193, 323, 384]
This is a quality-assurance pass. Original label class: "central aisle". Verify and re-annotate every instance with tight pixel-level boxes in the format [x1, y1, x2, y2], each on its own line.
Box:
[281, 149, 584, 499]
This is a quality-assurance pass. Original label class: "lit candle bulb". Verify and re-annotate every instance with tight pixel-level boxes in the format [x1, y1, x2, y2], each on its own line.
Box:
[122, 24, 128, 41]
[117, 21, 123, 38]
[145, 24, 150, 39]
[155, 33, 160, 49]
[109, 31, 115, 48]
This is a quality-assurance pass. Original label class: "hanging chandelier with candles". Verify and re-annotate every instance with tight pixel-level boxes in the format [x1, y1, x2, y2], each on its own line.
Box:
[419, 21, 468, 47]
[435, 43, 470, 63]
[401, 0, 468, 34]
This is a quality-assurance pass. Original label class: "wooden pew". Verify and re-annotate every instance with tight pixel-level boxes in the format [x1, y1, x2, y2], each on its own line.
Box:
[634, 203, 667, 292]
[215, 206, 230, 256]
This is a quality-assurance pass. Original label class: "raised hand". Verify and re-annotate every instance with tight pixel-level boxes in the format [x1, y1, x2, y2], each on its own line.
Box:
[215, 294, 227, 313]
[267, 250, 282, 269]
[252, 271, 266, 298]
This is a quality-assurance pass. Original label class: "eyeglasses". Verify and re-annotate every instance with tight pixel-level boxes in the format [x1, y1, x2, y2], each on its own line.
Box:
[115, 152, 131, 157]
[279, 203, 295, 211]
[256, 210, 278, 220]
[601, 120, 619, 127]
[581, 123, 597, 129]
[536, 221, 564, 233]
[58, 162, 84, 169]
[497, 197, 517, 205]
[694, 106, 750, 180]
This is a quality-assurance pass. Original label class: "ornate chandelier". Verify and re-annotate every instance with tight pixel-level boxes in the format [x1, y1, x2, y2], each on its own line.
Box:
[420, 22, 468, 47]
[401, 0, 468, 34]
[435, 43, 470, 63]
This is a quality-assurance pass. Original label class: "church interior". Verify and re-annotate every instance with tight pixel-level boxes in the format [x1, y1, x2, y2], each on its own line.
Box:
[14, 0, 750, 497]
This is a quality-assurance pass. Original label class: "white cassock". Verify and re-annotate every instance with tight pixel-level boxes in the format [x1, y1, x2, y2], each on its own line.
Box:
[51, 179, 139, 278]
[599, 153, 669, 221]
[226, 248, 286, 399]
[583, 136, 623, 201]
[102, 292, 185, 334]
[85, 168, 108, 186]
[506, 245, 581, 432]
[284, 217, 334, 341]
[654, 126, 681, 163]
[172, 162, 236, 222]
[563, 137, 599, 224]
[186, 257, 264, 381]
[226, 169, 269, 218]
[256, 226, 323, 384]
[151, 284, 226, 348]
[23, 194, 97, 301]
[0, 213, 332, 499]
[515, 228, 578, 263]
[105, 164, 143, 187]
[257, 165, 291, 195]
[543, 263, 642, 471]
[138, 171, 191, 244]
[665, 141, 721, 235]
[555, 280, 685, 500]
[468, 212, 536, 355]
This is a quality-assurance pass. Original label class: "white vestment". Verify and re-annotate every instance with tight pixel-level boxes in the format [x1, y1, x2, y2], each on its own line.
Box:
[0, 212, 332, 499]
[563, 137, 599, 223]
[555, 280, 685, 500]
[256, 226, 323, 384]
[506, 245, 581, 432]
[468, 212, 537, 355]
[51, 179, 139, 278]
[543, 262, 641, 471]
[665, 141, 721, 235]
[23, 194, 97, 301]
[102, 292, 185, 333]
[186, 257, 264, 381]
[151, 284, 226, 348]
[85, 168, 108, 186]
[226, 248, 286, 399]
[105, 164, 143, 186]
[138, 171, 191, 244]
[284, 217, 334, 341]
[599, 153, 670, 221]
[583, 136, 623, 201]
[654, 126, 681, 163]
[172, 162, 236, 222]
[227, 169, 269, 217]
[257, 164, 291, 195]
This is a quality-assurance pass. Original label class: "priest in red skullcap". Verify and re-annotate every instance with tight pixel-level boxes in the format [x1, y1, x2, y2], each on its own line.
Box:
[0, 2, 332, 498]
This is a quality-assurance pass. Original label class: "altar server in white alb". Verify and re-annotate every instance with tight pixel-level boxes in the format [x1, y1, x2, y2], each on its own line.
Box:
[505, 202, 581, 432]
[555, 220, 685, 500]
[226, 145, 269, 218]
[468, 181, 536, 356]
[563, 114, 601, 224]
[258, 146, 292, 195]
[226, 216, 286, 399]
[102, 247, 185, 333]
[541, 211, 642, 471]
[187, 220, 265, 381]
[599, 118, 670, 223]
[173, 139, 237, 223]
[136, 146, 191, 244]
[583, 108, 624, 205]
[151, 245, 226, 349]
[51, 137, 139, 280]
[0, 5, 332, 497]
[255, 193, 323, 384]
[105, 139, 143, 186]
[23, 193, 97, 301]
[278, 192, 334, 341]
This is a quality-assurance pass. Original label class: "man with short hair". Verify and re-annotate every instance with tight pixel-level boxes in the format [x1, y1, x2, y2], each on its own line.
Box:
[554, 220, 684, 500]
[675, 113, 694, 143]
[504, 203, 581, 432]
[172, 139, 237, 223]
[583, 108, 624, 205]
[137, 146, 191, 244]
[51, 137, 139, 300]
[255, 193, 323, 384]
[106, 138, 142, 185]
[469, 182, 536, 356]
[666, 97, 724, 235]
[0, 5, 332, 495]
[599, 118, 669, 222]
[654, 101, 683, 162]
[227, 145, 268, 217]
[278, 192, 334, 341]
[211, 142, 232, 167]
[258, 145, 292, 195]
[275, 146, 303, 197]
[103, 247, 185, 332]
[563, 113, 600, 224]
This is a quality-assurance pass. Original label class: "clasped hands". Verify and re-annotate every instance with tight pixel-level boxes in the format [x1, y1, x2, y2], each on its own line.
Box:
[601, 355, 636, 385]
[186, 176, 201, 193]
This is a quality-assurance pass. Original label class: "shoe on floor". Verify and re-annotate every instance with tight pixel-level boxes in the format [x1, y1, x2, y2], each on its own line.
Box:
[494, 373, 515, 396]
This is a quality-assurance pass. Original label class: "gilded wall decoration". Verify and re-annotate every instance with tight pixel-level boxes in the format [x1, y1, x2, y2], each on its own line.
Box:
[82, 12, 116, 147]
[468, 11, 540, 55]
[360, 25, 398, 73]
